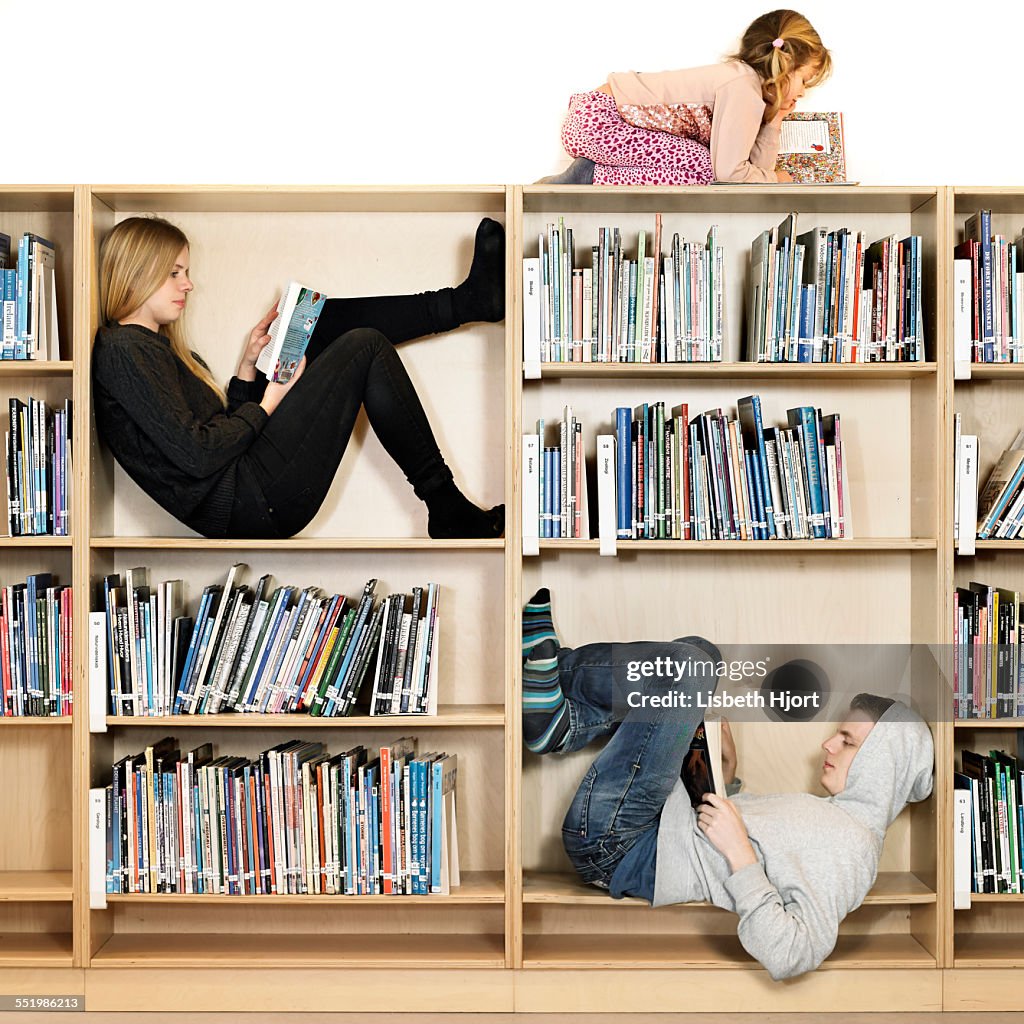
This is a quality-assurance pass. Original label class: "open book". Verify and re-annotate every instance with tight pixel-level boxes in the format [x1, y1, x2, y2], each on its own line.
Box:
[680, 714, 724, 808]
[256, 281, 327, 383]
[777, 112, 848, 184]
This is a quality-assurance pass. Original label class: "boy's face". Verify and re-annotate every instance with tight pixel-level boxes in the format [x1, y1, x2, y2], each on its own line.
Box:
[820, 710, 875, 795]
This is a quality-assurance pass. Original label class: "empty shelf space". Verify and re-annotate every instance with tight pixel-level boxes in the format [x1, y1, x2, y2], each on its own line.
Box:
[91, 931, 505, 968]
[522, 932, 935, 970]
[0, 871, 73, 902]
[0, 932, 73, 967]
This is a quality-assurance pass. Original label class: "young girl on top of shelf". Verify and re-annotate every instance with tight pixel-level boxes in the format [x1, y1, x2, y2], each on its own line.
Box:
[541, 9, 831, 186]
[92, 217, 506, 540]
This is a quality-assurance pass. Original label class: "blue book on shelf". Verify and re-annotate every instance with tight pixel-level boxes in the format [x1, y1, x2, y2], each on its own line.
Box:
[737, 396, 777, 539]
[798, 284, 816, 362]
[788, 407, 827, 539]
[615, 407, 633, 539]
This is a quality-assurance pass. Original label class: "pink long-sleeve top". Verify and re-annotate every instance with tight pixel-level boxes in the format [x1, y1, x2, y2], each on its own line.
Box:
[606, 61, 780, 183]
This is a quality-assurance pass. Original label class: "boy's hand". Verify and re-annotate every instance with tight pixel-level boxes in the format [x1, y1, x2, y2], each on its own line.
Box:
[237, 304, 279, 381]
[698, 793, 757, 873]
[776, 169, 794, 183]
[721, 718, 737, 785]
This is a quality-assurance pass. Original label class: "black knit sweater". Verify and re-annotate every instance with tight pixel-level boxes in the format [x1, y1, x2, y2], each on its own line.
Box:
[92, 322, 269, 537]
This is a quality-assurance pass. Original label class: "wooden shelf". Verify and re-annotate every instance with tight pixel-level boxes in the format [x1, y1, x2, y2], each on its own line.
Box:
[104, 704, 504, 728]
[523, 184, 940, 215]
[536, 538, 937, 553]
[0, 871, 73, 902]
[91, 184, 506, 215]
[0, 360, 73, 376]
[0, 932, 73, 967]
[962, 893, 1024, 902]
[0, 535, 72, 547]
[523, 872, 935, 906]
[91, 536, 504, 551]
[962, 540, 1024, 552]
[961, 364, 1024, 380]
[91, 932, 505, 968]
[105, 870, 503, 905]
[522, 932, 935, 970]
[531, 362, 937, 381]
[954, 718, 1024, 728]
[955, 933, 1024, 967]
[0, 715, 72, 726]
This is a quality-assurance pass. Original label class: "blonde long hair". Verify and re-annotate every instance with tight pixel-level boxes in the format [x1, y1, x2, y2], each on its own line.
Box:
[99, 216, 224, 402]
[729, 10, 832, 123]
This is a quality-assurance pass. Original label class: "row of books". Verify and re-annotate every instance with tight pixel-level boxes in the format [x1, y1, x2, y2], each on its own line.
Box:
[748, 214, 924, 363]
[1, 573, 72, 717]
[95, 735, 459, 896]
[6, 397, 72, 537]
[953, 209, 1024, 364]
[953, 418, 1024, 553]
[954, 581, 1024, 719]
[955, 744, 1024, 897]
[613, 397, 850, 541]
[525, 408, 589, 539]
[0, 232, 60, 361]
[96, 566, 440, 718]
[523, 216, 724, 366]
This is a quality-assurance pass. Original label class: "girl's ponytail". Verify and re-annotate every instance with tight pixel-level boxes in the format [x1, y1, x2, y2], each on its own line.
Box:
[729, 10, 832, 122]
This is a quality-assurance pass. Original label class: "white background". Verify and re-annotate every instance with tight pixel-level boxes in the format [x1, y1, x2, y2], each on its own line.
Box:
[7, 0, 1021, 186]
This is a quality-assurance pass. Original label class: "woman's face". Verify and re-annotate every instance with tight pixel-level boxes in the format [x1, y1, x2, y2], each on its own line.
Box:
[122, 245, 193, 331]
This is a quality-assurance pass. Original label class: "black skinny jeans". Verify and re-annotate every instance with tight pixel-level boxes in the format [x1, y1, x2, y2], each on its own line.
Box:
[227, 289, 462, 538]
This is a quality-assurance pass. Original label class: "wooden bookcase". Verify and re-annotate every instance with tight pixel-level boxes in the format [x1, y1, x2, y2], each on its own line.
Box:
[0, 183, 1013, 1012]
[943, 187, 1024, 1013]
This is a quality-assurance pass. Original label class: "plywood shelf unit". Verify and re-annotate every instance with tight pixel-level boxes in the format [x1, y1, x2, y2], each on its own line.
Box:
[0, 183, 1015, 1011]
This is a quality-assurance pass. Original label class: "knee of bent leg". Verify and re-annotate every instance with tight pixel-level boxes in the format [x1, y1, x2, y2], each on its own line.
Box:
[327, 327, 390, 364]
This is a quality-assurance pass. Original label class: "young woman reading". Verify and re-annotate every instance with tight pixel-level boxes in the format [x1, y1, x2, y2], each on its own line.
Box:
[93, 216, 506, 540]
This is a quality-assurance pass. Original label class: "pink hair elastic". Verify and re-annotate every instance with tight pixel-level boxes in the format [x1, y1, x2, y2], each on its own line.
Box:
[772, 37, 784, 48]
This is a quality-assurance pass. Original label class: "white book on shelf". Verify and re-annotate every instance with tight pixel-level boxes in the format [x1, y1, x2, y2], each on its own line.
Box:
[522, 433, 540, 557]
[89, 787, 107, 909]
[957, 434, 978, 556]
[954, 783, 971, 909]
[88, 612, 108, 733]
[953, 412, 961, 542]
[522, 257, 542, 379]
[954, 258, 972, 380]
[596, 434, 617, 556]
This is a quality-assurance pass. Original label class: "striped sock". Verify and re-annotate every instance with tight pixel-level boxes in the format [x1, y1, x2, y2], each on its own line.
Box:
[523, 587, 557, 663]
[523, 638, 570, 755]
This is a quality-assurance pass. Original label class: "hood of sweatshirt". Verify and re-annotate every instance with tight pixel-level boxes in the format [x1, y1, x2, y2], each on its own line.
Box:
[829, 700, 935, 838]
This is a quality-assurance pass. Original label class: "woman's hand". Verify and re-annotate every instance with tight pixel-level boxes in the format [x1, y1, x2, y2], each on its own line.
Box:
[776, 168, 793, 183]
[259, 356, 306, 416]
[697, 793, 757, 873]
[237, 305, 279, 382]
[721, 718, 737, 785]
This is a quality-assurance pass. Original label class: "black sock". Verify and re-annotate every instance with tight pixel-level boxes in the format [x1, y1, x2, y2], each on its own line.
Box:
[452, 217, 505, 325]
[424, 479, 504, 539]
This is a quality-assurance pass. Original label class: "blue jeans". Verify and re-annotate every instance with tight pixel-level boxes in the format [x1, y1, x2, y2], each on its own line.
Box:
[558, 638, 719, 888]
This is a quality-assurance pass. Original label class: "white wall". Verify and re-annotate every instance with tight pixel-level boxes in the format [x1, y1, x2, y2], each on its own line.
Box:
[6, 0, 1022, 185]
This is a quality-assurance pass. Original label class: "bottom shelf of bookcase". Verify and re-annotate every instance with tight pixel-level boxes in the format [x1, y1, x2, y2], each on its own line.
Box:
[954, 932, 1024, 967]
[521, 933, 936, 970]
[90, 932, 506, 969]
[0, 933, 73, 967]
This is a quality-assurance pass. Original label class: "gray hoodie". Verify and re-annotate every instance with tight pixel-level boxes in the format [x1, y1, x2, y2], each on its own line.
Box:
[652, 701, 935, 980]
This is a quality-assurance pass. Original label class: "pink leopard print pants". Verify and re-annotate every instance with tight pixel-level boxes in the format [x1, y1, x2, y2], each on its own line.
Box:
[561, 89, 714, 186]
